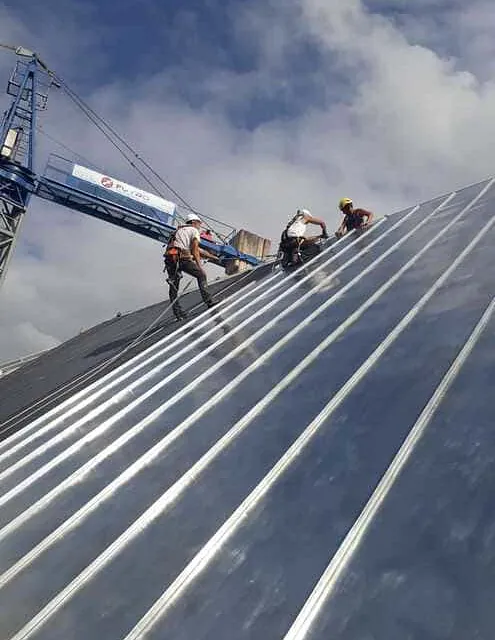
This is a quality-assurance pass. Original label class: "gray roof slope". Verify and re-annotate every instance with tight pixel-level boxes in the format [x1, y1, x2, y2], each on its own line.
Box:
[1, 178, 495, 639]
[0, 264, 273, 439]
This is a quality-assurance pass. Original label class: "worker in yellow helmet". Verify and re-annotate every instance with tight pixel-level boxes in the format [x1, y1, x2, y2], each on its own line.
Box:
[335, 198, 374, 238]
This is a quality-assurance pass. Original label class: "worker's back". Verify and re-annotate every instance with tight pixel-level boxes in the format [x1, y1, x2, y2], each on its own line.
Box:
[286, 214, 307, 238]
[171, 225, 199, 253]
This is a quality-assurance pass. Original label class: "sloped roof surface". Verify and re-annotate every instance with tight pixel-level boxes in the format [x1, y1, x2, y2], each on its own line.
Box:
[0, 265, 273, 439]
[1, 178, 495, 640]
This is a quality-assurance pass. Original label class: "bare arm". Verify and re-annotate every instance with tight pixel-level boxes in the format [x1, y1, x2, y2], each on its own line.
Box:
[199, 247, 217, 261]
[191, 237, 204, 269]
[335, 220, 347, 237]
[304, 214, 327, 233]
[359, 209, 374, 225]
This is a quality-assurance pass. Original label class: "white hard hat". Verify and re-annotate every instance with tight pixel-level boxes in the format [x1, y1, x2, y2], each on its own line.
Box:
[297, 208, 311, 216]
[186, 213, 201, 223]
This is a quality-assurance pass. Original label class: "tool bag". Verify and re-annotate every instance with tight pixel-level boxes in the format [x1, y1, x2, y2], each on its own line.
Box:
[164, 228, 181, 264]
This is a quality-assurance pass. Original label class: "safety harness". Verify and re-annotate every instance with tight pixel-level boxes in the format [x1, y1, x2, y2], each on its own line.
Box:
[164, 226, 194, 266]
[279, 212, 305, 248]
[163, 228, 183, 284]
[278, 212, 307, 267]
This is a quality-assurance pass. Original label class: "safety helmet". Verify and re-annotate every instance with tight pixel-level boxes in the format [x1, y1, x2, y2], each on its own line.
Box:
[186, 213, 201, 223]
[297, 208, 311, 216]
[339, 198, 353, 211]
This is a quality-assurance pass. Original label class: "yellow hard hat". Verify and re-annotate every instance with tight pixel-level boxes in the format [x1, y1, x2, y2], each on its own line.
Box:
[339, 198, 353, 211]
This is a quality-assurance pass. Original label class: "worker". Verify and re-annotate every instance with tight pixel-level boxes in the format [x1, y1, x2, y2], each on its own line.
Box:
[164, 213, 217, 321]
[279, 208, 328, 267]
[335, 198, 374, 238]
[200, 228, 214, 241]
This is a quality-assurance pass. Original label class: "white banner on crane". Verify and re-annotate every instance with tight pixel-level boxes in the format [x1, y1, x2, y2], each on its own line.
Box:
[72, 164, 176, 216]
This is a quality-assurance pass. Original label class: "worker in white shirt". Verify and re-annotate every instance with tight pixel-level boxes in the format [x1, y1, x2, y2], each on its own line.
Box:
[164, 213, 217, 320]
[279, 208, 328, 267]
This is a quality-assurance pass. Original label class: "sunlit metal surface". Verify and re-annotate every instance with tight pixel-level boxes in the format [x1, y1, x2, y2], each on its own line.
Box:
[1, 180, 495, 640]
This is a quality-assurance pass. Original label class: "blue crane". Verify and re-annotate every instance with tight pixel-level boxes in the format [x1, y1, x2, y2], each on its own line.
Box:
[0, 47, 262, 290]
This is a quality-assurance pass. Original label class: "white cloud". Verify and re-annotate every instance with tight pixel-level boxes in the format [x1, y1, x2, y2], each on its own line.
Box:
[1, 0, 495, 361]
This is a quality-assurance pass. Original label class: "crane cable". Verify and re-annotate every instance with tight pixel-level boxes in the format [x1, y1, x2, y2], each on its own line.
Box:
[37, 121, 230, 244]
[0, 44, 242, 249]
[54, 80, 185, 219]
[36, 124, 105, 172]
[52, 74, 233, 243]
[0, 43, 169, 216]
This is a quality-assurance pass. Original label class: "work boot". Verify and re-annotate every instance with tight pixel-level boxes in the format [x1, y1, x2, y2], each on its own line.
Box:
[173, 308, 188, 321]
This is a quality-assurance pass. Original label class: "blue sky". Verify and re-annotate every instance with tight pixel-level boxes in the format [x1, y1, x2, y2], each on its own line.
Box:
[3, 1, 273, 107]
[1, 0, 487, 132]
[1, 0, 356, 128]
[2, 0, 495, 359]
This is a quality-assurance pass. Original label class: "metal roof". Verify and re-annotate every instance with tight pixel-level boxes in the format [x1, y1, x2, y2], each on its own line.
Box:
[1, 178, 495, 639]
[0, 265, 273, 439]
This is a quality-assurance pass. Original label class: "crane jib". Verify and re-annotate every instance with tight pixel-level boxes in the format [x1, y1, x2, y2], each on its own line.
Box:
[0, 49, 262, 290]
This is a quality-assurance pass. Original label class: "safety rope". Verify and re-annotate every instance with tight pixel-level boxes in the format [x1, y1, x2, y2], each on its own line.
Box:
[0, 260, 265, 440]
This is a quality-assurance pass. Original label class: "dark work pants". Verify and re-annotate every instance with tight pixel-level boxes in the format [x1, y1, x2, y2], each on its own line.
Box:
[281, 237, 318, 265]
[165, 257, 213, 317]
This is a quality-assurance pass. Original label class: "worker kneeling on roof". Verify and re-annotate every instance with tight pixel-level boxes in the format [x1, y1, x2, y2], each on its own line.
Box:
[279, 208, 328, 267]
[164, 213, 217, 321]
[335, 198, 374, 238]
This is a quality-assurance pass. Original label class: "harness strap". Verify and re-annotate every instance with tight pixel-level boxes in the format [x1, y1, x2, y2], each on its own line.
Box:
[280, 212, 305, 247]
[285, 212, 304, 233]
[165, 225, 195, 261]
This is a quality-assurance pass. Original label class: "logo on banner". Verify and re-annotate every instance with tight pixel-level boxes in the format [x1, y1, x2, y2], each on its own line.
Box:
[72, 164, 176, 216]
[101, 176, 114, 189]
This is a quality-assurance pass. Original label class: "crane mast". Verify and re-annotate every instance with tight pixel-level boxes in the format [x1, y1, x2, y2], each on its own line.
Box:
[0, 51, 54, 288]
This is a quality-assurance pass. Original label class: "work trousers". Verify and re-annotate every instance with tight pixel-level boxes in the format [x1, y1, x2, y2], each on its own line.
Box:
[281, 236, 317, 265]
[165, 257, 213, 317]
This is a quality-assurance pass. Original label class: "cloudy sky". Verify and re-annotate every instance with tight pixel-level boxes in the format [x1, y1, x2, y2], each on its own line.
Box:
[1, 0, 495, 361]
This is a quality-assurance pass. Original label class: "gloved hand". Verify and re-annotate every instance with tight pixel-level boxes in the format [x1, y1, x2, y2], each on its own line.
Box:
[335, 230, 343, 239]
[321, 229, 329, 239]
